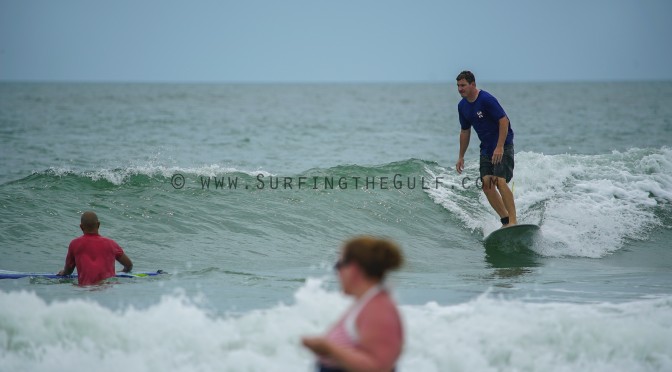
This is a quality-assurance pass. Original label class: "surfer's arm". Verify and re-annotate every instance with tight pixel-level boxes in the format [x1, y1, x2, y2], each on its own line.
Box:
[57, 264, 75, 276]
[117, 253, 133, 273]
[492, 116, 509, 164]
[57, 249, 76, 276]
[456, 128, 471, 174]
[57, 262, 75, 276]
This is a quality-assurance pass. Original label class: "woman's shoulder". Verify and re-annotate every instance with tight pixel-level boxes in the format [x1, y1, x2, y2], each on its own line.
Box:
[361, 292, 401, 323]
[357, 291, 404, 348]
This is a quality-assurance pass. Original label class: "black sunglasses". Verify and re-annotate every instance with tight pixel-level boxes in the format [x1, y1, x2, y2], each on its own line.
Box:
[334, 259, 348, 271]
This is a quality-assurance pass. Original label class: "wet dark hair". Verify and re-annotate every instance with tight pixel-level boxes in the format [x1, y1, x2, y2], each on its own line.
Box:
[456, 70, 475, 84]
[342, 236, 404, 280]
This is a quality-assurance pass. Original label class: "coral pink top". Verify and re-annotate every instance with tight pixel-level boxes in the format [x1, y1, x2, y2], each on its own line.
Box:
[319, 285, 384, 367]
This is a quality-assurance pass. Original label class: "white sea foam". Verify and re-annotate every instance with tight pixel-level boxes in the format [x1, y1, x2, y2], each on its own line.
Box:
[1, 279, 671, 372]
[426, 148, 672, 257]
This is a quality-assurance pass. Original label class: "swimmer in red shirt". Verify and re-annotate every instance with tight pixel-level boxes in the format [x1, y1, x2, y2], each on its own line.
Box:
[57, 211, 133, 286]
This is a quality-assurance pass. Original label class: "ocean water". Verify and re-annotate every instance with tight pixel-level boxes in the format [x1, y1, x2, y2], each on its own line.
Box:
[1, 82, 671, 371]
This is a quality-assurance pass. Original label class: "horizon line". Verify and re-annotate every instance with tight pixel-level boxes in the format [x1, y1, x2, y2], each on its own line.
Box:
[1, 78, 671, 85]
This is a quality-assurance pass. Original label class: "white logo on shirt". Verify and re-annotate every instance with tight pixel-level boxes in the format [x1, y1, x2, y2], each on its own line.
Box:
[477, 111, 484, 119]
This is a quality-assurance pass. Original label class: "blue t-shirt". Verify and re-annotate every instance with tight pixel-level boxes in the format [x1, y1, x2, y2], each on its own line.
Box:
[458, 90, 514, 156]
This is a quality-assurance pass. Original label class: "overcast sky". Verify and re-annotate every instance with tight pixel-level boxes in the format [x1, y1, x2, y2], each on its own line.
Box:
[1, 0, 671, 83]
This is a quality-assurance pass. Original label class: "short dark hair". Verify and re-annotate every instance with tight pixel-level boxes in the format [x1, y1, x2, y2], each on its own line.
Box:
[80, 211, 99, 231]
[456, 70, 475, 84]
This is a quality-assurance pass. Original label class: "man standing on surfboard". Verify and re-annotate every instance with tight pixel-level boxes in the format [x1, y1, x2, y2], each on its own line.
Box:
[455, 70, 517, 227]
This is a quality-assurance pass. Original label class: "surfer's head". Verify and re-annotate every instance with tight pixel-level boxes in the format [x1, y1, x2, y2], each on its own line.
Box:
[336, 236, 403, 284]
[80, 211, 100, 233]
[456, 70, 477, 100]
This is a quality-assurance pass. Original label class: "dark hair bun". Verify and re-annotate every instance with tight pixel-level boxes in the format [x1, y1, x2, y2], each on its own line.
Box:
[343, 236, 404, 280]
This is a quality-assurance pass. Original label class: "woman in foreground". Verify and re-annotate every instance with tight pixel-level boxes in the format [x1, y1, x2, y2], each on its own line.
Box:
[302, 236, 404, 372]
